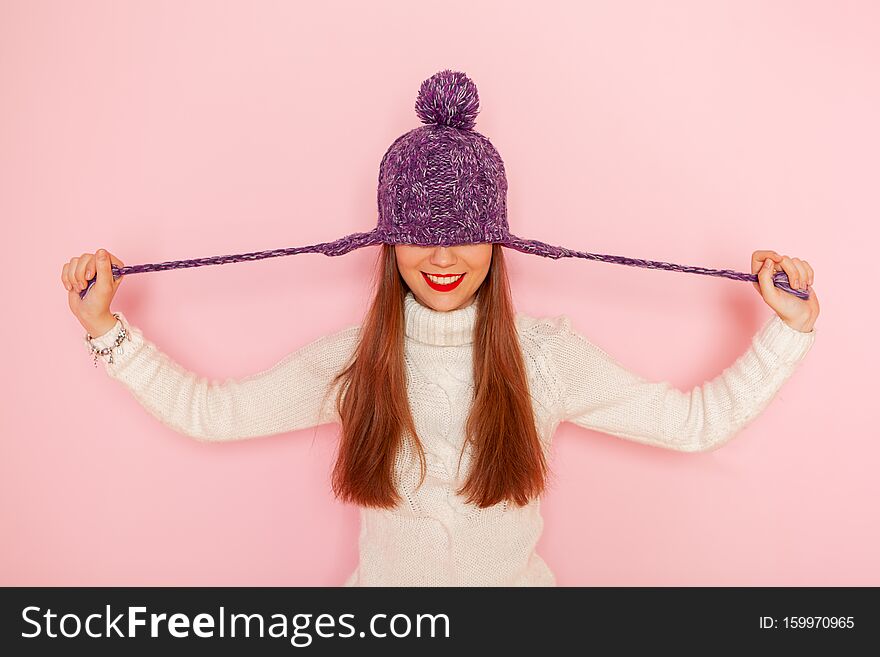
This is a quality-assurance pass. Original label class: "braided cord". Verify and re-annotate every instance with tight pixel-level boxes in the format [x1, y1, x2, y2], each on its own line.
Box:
[80, 232, 809, 301]
[502, 237, 809, 300]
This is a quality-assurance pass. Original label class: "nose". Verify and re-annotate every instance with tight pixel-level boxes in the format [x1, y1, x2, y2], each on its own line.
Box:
[429, 246, 457, 267]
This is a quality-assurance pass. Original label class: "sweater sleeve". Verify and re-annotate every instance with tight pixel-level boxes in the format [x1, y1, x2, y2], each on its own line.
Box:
[82, 311, 360, 442]
[547, 313, 816, 452]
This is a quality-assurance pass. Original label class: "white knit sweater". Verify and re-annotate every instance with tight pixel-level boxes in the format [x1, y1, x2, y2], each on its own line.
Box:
[84, 291, 815, 586]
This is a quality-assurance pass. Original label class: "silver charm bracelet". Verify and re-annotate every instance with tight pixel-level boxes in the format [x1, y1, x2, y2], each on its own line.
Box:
[86, 313, 131, 367]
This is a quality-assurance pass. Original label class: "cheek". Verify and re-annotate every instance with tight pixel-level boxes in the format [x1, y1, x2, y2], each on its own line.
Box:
[468, 268, 490, 287]
[401, 265, 422, 283]
[395, 249, 416, 270]
[475, 259, 492, 276]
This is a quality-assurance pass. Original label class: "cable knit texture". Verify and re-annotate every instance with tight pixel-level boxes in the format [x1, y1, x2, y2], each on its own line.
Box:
[84, 292, 815, 586]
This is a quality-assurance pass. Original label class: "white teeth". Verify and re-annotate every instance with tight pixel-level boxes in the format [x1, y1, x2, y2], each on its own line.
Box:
[426, 273, 463, 284]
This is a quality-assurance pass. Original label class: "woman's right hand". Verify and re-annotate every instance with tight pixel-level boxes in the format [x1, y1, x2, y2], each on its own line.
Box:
[62, 249, 126, 336]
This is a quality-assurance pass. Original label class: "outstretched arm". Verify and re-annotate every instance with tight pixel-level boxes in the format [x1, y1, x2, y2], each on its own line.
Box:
[84, 312, 360, 442]
[549, 313, 816, 452]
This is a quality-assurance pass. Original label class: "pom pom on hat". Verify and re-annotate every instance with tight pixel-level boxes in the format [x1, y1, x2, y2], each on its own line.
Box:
[414, 69, 480, 130]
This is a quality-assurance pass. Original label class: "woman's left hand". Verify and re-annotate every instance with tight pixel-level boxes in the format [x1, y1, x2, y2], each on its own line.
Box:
[751, 250, 820, 333]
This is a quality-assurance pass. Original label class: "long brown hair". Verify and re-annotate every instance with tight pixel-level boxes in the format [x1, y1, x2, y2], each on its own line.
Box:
[329, 244, 549, 509]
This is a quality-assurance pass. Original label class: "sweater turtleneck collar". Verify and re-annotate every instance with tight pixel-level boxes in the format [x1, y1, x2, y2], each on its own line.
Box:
[404, 291, 478, 347]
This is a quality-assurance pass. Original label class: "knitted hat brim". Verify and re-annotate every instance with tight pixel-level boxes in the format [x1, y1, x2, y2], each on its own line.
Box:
[309, 229, 592, 261]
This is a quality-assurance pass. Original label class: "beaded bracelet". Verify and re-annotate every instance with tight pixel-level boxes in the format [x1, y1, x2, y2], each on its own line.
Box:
[86, 313, 131, 367]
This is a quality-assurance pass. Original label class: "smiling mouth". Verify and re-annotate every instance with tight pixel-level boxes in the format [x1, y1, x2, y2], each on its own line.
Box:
[421, 271, 465, 291]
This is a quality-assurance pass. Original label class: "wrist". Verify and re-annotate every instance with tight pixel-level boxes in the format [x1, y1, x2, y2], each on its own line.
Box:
[781, 315, 815, 333]
[84, 313, 119, 338]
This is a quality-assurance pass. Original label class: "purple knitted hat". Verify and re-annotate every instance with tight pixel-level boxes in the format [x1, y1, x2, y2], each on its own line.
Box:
[80, 69, 807, 300]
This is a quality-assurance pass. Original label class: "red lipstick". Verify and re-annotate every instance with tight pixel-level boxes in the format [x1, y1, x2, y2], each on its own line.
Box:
[422, 271, 465, 292]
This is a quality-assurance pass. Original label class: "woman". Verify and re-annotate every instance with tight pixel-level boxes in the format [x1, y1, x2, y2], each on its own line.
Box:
[61, 71, 819, 586]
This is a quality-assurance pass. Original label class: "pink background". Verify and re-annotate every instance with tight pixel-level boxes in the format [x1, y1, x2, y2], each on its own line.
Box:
[2, 0, 877, 586]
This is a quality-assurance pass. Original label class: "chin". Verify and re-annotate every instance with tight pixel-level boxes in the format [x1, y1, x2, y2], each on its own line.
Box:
[440, 293, 476, 310]
[418, 291, 454, 309]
